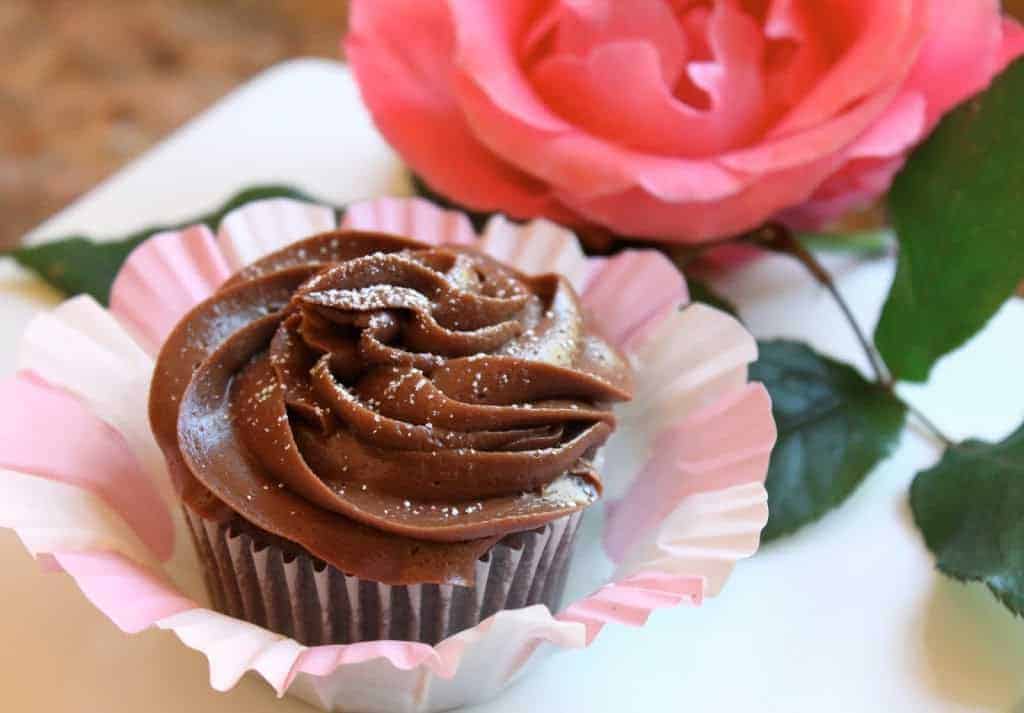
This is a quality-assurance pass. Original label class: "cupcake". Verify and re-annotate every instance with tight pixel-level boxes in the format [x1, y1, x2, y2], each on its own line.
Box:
[149, 228, 634, 645]
[2, 196, 773, 712]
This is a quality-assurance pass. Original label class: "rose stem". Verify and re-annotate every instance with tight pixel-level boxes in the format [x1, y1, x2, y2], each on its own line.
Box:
[757, 224, 954, 448]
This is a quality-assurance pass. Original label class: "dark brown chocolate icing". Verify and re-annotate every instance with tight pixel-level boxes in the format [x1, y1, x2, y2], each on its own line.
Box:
[150, 230, 632, 585]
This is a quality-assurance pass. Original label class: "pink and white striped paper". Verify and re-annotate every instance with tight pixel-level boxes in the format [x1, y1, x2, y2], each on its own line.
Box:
[0, 197, 774, 713]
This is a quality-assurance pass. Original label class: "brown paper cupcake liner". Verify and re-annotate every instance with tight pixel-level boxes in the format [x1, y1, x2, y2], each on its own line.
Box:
[183, 507, 583, 646]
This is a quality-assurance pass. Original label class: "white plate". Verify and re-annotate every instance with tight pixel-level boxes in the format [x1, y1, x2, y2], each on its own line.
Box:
[3, 58, 1024, 712]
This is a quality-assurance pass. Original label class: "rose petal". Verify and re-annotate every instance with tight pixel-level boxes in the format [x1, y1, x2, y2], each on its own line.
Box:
[999, 17, 1024, 69]
[552, 0, 687, 86]
[906, 0, 1013, 126]
[779, 155, 906, 230]
[720, 85, 902, 174]
[762, 0, 833, 111]
[450, 0, 746, 202]
[562, 150, 845, 241]
[686, 0, 768, 125]
[769, 0, 927, 136]
[531, 29, 763, 156]
[346, 0, 565, 220]
[552, 0, 688, 78]
[783, 5, 1024, 230]
[844, 91, 927, 160]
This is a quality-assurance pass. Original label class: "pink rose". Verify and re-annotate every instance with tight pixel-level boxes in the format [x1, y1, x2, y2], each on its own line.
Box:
[347, 1, 1024, 243]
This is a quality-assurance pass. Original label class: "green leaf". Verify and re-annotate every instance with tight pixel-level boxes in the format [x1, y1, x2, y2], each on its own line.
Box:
[4, 184, 334, 305]
[876, 59, 1024, 382]
[751, 340, 907, 541]
[686, 278, 738, 317]
[7, 236, 148, 306]
[911, 423, 1024, 616]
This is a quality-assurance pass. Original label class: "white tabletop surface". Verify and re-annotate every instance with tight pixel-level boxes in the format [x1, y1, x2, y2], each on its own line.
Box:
[3, 58, 1024, 713]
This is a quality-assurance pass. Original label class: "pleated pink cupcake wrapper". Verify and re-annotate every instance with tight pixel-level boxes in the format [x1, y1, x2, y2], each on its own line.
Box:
[0, 196, 775, 713]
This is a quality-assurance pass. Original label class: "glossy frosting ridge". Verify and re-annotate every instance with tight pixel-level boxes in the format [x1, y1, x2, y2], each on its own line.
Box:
[150, 230, 632, 584]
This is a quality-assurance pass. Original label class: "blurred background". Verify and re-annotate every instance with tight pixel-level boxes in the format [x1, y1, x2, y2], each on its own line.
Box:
[0, 0, 350, 248]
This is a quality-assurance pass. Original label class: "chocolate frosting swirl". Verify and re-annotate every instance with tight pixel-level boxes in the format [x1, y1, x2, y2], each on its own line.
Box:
[150, 230, 632, 585]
